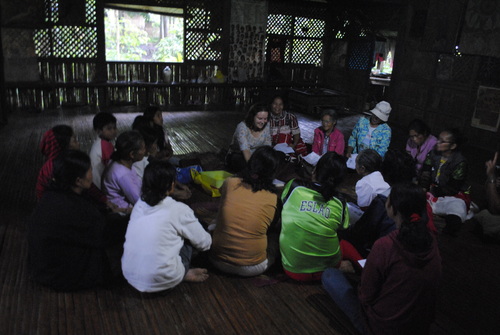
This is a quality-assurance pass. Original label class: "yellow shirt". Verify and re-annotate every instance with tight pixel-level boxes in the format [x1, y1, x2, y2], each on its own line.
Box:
[211, 177, 278, 266]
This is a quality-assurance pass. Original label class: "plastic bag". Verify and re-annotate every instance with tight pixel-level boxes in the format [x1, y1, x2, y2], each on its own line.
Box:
[176, 165, 202, 184]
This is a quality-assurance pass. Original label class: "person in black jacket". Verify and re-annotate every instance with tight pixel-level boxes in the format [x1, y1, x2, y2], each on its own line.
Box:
[419, 128, 469, 235]
[28, 150, 117, 291]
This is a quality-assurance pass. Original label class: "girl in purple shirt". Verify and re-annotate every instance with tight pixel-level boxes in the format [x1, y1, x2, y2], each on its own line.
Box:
[102, 130, 146, 210]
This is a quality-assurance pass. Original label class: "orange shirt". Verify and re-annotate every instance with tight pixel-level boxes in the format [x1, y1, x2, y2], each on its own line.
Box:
[211, 177, 278, 266]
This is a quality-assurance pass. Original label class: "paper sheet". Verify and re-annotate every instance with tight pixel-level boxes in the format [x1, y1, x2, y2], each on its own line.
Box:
[303, 152, 321, 166]
[346, 153, 358, 170]
[273, 143, 295, 154]
[347, 202, 364, 225]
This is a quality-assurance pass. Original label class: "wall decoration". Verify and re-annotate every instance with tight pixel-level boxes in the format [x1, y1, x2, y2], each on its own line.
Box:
[228, 0, 268, 82]
[471, 86, 500, 132]
[460, 0, 500, 57]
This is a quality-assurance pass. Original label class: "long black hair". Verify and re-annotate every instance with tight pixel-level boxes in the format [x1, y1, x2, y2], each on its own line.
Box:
[141, 160, 177, 206]
[111, 130, 144, 162]
[381, 149, 416, 186]
[52, 125, 74, 150]
[389, 183, 433, 253]
[314, 152, 346, 200]
[51, 150, 91, 192]
[356, 149, 382, 174]
[408, 119, 431, 137]
[240, 146, 280, 193]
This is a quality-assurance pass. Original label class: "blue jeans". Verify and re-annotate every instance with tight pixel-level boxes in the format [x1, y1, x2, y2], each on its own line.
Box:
[179, 242, 193, 277]
[321, 268, 367, 334]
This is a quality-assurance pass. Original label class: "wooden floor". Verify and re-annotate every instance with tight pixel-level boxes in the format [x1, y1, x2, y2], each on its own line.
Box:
[0, 106, 499, 334]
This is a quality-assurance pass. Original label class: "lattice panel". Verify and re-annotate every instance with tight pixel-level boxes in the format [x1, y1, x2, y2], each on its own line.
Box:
[152, 0, 184, 6]
[186, 7, 210, 30]
[45, 0, 59, 23]
[294, 17, 325, 38]
[268, 1, 327, 20]
[267, 14, 292, 35]
[185, 31, 221, 61]
[348, 41, 372, 70]
[34, 29, 52, 57]
[34, 26, 98, 58]
[86, 0, 96, 25]
[291, 39, 322, 65]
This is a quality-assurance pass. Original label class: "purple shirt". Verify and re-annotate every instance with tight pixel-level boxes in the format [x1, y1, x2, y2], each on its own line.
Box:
[406, 134, 437, 174]
[102, 161, 142, 208]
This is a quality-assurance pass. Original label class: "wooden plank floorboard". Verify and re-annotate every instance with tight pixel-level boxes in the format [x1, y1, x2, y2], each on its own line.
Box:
[2, 106, 500, 334]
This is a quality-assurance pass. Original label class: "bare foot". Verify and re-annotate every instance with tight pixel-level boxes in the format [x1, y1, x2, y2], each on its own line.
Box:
[184, 268, 209, 282]
[339, 260, 355, 274]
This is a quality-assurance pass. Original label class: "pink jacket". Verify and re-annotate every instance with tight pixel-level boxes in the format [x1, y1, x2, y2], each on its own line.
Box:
[312, 127, 345, 156]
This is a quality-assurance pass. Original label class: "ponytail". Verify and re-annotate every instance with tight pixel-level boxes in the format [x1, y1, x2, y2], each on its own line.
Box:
[390, 183, 433, 253]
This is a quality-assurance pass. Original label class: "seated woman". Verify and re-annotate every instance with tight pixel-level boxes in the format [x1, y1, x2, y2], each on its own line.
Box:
[355, 149, 390, 210]
[419, 128, 469, 235]
[36, 125, 81, 199]
[279, 152, 358, 281]
[269, 95, 307, 156]
[406, 119, 438, 176]
[311, 110, 345, 156]
[28, 150, 116, 291]
[226, 103, 271, 172]
[102, 130, 146, 210]
[346, 101, 392, 158]
[475, 152, 500, 240]
[122, 161, 211, 292]
[322, 183, 442, 335]
[210, 146, 281, 277]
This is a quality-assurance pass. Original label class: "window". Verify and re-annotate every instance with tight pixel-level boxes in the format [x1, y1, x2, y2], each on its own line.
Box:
[104, 6, 184, 62]
[266, 14, 325, 66]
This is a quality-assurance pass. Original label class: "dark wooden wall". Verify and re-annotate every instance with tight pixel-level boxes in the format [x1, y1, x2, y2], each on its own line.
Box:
[388, 0, 500, 156]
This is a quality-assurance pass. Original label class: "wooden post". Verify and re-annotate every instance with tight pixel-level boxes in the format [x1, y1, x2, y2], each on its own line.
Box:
[0, 1, 8, 124]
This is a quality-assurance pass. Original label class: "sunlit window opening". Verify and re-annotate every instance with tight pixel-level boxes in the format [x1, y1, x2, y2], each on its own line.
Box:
[105, 8, 184, 62]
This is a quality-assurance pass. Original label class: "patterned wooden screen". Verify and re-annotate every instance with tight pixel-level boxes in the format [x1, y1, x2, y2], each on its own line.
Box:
[34, 0, 97, 59]
[266, 14, 325, 65]
[348, 40, 373, 70]
[184, 2, 222, 61]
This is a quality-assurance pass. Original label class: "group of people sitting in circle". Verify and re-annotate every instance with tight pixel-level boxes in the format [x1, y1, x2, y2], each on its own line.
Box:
[27, 95, 499, 334]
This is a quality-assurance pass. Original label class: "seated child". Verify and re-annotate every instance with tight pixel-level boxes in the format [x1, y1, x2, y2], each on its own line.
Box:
[210, 146, 280, 277]
[311, 110, 345, 156]
[122, 161, 211, 292]
[355, 149, 390, 210]
[143, 106, 174, 161]
[102, 130, 145, 209]
[132, 118, 192, 200]
[89, 112, 117, 189]
[132, 119, 159, 179]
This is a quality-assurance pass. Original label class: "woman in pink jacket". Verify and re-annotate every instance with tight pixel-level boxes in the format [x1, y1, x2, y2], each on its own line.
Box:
[312, 110, 345, 156]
